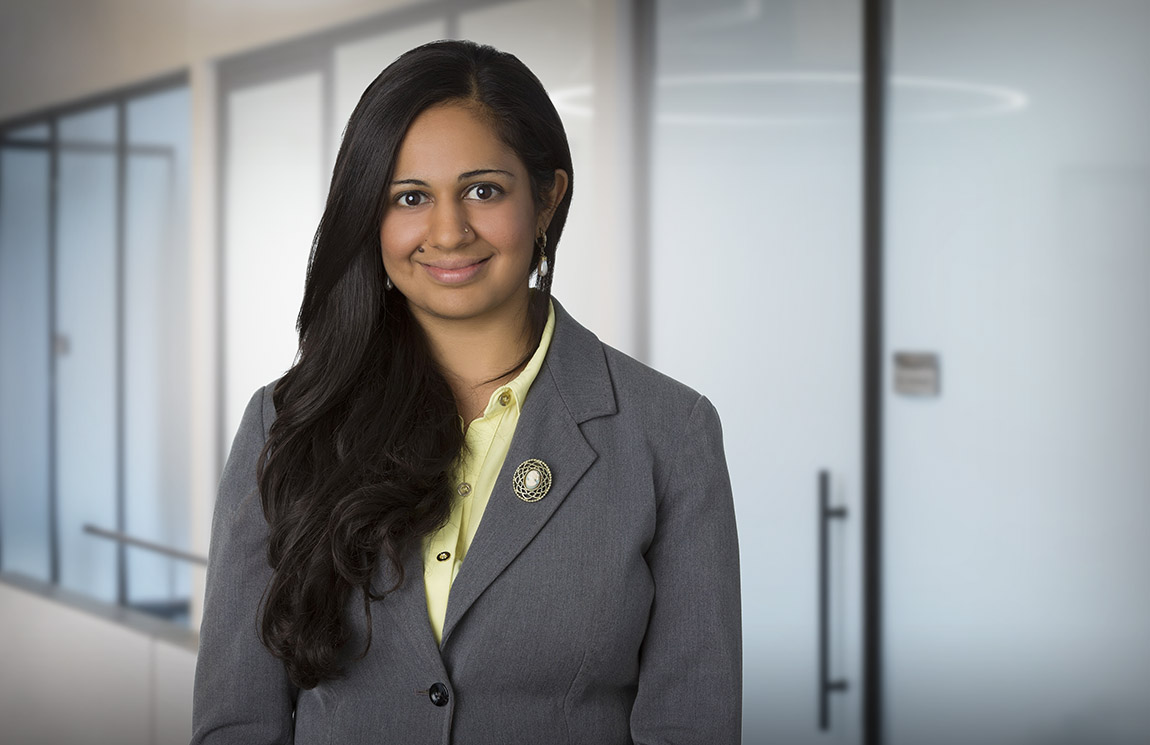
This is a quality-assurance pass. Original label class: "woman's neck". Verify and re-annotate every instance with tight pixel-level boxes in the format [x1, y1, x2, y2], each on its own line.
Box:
[412, 296, 537, 423]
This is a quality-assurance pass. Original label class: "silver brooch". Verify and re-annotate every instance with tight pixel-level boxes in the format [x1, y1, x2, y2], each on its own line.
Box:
[512, 459, 552, 503]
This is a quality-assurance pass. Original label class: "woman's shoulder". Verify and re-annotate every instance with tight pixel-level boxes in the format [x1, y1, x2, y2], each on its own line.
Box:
[225, 379, 280, 461]
[600, 342, 703, 412]
[551, 300, 714, 431]
[247, 378, 280, 438]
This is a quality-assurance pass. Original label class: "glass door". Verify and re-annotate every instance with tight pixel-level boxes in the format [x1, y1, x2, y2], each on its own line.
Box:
[884, 1, 1150, 742]
[648, 2, 864, 742]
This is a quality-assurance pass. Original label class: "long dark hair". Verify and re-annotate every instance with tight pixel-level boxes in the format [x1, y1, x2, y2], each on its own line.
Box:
[256, 40, 574, 689]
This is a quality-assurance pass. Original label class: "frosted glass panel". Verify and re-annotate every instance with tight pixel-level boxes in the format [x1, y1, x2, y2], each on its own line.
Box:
[56, 107, 118, 604]
[0, 148, 52, 581]
[224, 73, 323, 454]
[458, 0, 598, 333]
[124, 87, 192, 619]
[649, 2, 862, 742]
[885, 2, 1150, 743]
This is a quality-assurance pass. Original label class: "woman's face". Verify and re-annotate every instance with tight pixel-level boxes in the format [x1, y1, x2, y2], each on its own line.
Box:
[380, 102, 565, 330]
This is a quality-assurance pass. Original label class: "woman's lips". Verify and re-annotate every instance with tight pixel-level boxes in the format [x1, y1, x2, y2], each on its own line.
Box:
[420, 257, 490, 284]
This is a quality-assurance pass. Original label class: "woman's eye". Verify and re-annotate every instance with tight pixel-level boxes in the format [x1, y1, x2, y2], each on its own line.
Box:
[396, 192, 427, 207]
[465, 183, 501, 201]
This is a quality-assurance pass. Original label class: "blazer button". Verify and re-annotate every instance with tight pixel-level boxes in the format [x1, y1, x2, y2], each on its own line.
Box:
[428, 682, 450, 707]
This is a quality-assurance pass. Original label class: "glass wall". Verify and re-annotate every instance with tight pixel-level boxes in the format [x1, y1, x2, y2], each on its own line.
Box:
[883, 1, 1150, 742]
[649, 2, 863, 742]
[0, 78, 193, 623]
[55, 105, 120, 603]
[223, 71, 325, 450]
[0, 136, 52, 582]
[124, 87, 193, 618]
[652, 2, 1150, 743]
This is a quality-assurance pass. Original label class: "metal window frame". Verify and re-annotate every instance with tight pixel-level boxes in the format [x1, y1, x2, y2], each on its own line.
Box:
[862, 0, 889, 743]
[630, 0, 656, 364]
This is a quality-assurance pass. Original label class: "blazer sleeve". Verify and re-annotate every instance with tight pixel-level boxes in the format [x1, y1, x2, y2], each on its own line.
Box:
[192, 386, 298, 745]
[630, 395, 742, 744]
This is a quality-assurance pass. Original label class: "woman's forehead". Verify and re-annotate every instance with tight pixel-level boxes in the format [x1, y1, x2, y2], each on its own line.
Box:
[393, 103, 523, 181]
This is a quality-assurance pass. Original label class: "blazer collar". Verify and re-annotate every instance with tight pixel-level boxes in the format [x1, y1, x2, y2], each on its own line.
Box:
[539, 298, 618, 424]
[373, 298, 612, 654]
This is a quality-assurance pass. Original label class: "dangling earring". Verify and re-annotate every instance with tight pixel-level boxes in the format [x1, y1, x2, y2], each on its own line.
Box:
[536, 230, 549, 277]
[385, 275, 394, 291]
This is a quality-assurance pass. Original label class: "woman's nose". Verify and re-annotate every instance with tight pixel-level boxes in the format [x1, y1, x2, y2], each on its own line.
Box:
[426, 201, 471, 251]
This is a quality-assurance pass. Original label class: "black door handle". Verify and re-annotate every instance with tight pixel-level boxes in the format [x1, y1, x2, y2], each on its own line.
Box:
[819, 469, 850, 730]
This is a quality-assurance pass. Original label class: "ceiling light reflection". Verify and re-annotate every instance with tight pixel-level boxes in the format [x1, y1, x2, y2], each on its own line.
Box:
[548, 72, 1029, 126]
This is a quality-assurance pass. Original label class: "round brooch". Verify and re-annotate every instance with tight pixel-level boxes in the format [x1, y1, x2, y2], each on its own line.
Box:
[512, 459, 552, 503]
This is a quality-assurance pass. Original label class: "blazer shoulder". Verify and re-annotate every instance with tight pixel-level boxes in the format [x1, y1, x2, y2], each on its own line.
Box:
[548, 299, 713, 432]
[216, 378, 279, 519]
[259, 378, 279, 437]
[601, 342, 707, 418]
[594, 343, 724, 462]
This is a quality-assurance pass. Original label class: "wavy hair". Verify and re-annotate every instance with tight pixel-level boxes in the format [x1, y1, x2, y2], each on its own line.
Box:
[256, 40, 574, 689]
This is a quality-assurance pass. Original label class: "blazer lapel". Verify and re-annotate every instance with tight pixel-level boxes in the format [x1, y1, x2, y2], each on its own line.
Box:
[439, 300, 616, 648]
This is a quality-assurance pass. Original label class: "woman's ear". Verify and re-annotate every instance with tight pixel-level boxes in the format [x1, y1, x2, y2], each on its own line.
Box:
[541, 168, 570, 228]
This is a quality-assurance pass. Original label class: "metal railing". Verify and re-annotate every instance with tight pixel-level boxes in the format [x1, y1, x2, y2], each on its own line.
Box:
[83, 524, 207, 566]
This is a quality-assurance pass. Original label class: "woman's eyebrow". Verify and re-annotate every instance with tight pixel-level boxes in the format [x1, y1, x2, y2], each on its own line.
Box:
[458, 168, 515, 180]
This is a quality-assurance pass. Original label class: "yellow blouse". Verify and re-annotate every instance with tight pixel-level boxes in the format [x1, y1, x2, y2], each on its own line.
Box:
[422, 301, 556, 644]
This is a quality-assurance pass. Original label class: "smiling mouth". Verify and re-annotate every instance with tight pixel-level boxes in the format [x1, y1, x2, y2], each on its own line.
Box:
[420, 257, 491, 285]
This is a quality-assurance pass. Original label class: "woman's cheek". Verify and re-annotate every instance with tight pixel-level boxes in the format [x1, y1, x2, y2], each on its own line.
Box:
[380, 216, 424, 263]
[471, 207, 534, 258]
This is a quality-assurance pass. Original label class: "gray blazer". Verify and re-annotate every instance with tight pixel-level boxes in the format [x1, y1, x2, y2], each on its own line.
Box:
[192, 300, 741, 745]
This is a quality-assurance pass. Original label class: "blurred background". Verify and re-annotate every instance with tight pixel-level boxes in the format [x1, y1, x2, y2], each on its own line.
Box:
[1, 0, 1148, 743]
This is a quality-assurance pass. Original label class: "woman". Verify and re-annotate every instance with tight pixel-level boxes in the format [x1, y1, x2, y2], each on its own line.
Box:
[193, 40, 740, 744]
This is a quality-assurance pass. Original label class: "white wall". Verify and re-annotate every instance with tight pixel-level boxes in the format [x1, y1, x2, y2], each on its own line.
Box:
[0, 578, 197, 745]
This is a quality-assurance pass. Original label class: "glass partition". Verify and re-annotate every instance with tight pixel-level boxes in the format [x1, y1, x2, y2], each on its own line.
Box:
[223, 72, 324, 452]
[55, 105, 119, 604]
[0, 75, 192, 624]
[124, 87, 192, 620]
[0, 144, 52, 582]
[648, 2, 863, 742]
[884, 1, 1150, 742]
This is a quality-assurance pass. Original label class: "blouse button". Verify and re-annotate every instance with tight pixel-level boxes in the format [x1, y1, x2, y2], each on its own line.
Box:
[436, 551, 451, 562]
[457, 482, 472, 497]
[498, 391, 512, 407]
